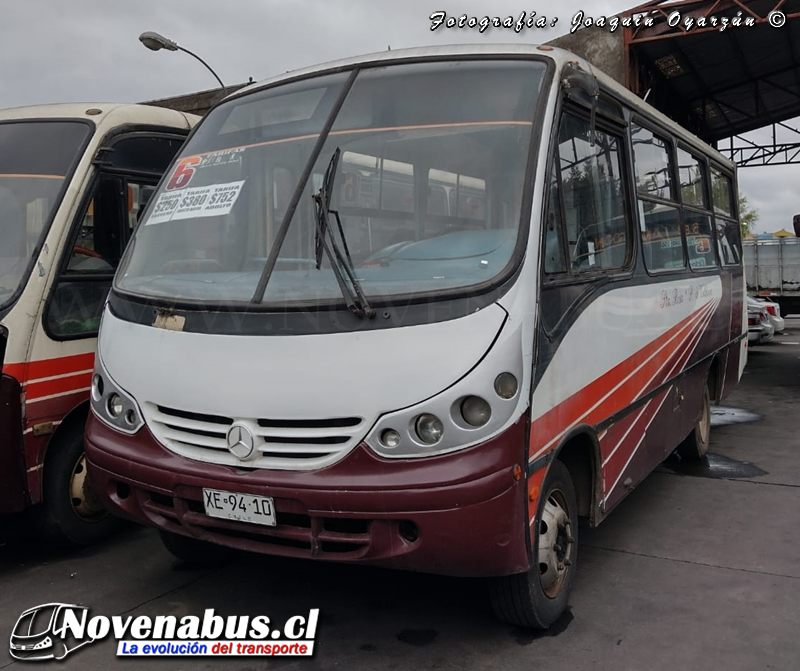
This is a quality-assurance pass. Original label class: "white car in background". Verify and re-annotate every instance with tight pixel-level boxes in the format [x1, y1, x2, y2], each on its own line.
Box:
[750, 296, 785, 334]
[747, 297, 775, 346]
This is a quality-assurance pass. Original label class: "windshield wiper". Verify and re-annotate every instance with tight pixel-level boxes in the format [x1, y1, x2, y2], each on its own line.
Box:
[312, 148, 375, 319]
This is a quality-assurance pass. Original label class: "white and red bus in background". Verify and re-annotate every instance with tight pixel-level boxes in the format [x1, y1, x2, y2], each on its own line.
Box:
[84, 46, 746, 628]
[0, 103, 197, 544]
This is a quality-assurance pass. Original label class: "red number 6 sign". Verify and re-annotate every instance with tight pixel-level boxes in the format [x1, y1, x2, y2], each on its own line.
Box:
[166, 156, 201, 190]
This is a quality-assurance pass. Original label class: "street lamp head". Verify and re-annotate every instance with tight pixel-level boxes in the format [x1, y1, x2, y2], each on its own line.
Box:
[137, 30, 225, 89]
[139, 31, 179, 52]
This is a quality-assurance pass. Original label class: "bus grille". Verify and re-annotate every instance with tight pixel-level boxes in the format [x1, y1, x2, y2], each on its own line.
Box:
[144, 404, 365, 470]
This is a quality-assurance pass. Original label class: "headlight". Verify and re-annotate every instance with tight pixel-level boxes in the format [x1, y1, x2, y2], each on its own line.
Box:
[380, 429, 401, 448]
[494, 372, 518, 399]
[91, 374, 104, 401]
[90, 354, 144, 434]
[414, 414, 444, 445]
[460, 396, 492, 427]
[107, 394, 123, 418]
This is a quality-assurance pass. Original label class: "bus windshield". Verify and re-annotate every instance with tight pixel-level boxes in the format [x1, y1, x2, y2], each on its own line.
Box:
[118, 60, 545, 308]
[0, 121, 92, 310]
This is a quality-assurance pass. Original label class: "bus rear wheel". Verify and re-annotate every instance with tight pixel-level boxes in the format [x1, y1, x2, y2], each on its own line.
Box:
[489, 459, 578, 628]
[678, 385, 711, 460]
[42, 424, 121, 546]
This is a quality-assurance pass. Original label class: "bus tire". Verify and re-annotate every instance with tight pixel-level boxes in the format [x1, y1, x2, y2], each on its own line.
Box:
[159, 530, 235, 566]
[678, 385, 711, 460]
[489, 459, 578, 628]
[42, 425, 121, 546]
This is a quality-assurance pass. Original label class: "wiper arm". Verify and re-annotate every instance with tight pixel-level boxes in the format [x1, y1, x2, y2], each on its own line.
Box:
[313, 148, 375, 319]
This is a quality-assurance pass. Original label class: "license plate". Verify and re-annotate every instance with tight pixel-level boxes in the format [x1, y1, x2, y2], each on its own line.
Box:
[202, 489, 276, 526]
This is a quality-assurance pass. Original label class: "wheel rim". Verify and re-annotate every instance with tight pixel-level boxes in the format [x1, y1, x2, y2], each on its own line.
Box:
[699, 392, 711, 446]
[537, 489, 575, 599]
[68, 453, 107, 522]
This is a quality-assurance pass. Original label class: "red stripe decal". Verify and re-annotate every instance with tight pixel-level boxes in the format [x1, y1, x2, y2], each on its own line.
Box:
[529, 301, 716, 460]
[25, 373, 93, 401]
[2, 352, 95, 384]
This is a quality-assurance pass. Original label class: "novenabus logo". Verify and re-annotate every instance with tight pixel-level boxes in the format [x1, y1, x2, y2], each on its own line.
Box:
[9, 604, 319, 660]
[9, 603, 95, 661]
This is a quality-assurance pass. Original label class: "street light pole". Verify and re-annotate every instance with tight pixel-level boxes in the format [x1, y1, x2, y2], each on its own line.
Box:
[138, 31, 225, 89]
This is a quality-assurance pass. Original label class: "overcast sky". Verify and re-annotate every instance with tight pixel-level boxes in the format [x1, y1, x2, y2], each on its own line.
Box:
[1, 0, 795, 233]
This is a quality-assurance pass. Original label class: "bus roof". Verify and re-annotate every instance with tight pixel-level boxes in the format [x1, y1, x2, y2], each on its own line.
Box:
[225, 44, 735, 171]
[0, 102, 197, 132]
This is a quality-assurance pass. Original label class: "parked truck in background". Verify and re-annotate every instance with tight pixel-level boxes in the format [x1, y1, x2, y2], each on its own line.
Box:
[743, 236, 800, 315]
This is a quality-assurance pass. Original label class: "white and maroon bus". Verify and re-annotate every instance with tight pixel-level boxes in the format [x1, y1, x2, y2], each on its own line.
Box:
[0, 103, 196, 544]
[84, 46, 746, 628]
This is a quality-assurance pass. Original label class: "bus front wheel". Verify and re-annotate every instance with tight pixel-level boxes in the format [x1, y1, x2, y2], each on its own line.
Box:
[42, 424, 121, 546]
[489, 459, 578, 628]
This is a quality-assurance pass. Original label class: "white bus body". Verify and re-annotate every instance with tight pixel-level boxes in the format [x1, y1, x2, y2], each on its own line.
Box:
[84, 46, 746, 627]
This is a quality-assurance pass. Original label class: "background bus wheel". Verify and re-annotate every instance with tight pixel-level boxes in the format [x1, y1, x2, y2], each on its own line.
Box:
[678, 385, 711, 460]
[42, 424, 121, 546]
[159, 530, 236, 566]
[489, 459, 578, 628]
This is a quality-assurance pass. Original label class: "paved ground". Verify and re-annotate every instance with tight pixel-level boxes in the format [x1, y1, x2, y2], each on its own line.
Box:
[1, 323, 799, 670]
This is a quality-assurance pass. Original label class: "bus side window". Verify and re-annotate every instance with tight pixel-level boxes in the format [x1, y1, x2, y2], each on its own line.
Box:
[558, 113, 630, 272]
[685, 213, 717, 269]
[716, 220, 742, 265]
[46, 176, 154, 338]
[710, 167, 741, 266]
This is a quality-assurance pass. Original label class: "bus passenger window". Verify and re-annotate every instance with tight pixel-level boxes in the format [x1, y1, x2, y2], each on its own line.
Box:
[711, 167, 734, 216]
[716, 220, 742, 265]
[710, 167, 740, 266]
[685, 213, 717, 269]
[640, 202, 685, 271]
[677, 147, 708, 208]
[631, 125, 675, 200]
[557, 113, 630, 272]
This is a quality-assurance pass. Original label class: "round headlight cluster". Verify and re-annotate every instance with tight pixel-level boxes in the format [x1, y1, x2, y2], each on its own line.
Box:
[90, 369, 144, 434]
[369, 368, 522, 458]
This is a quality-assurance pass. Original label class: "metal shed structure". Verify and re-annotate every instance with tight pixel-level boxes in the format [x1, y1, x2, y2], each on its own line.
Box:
[550, 0, 800, 165]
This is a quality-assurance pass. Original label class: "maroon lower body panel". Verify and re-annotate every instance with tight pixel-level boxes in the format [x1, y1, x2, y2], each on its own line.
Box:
[0, 375, 28, 515]
[85, 414, 530, 577]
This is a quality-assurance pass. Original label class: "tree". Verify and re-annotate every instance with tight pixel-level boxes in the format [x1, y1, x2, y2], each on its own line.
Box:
[739, 194, 758, 236]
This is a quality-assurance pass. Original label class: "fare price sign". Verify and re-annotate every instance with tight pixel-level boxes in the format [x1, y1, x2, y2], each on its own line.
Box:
[147, 180, 245, 225]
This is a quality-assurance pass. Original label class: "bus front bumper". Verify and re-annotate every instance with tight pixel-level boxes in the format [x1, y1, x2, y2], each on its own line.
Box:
[85, 413, 531, 577]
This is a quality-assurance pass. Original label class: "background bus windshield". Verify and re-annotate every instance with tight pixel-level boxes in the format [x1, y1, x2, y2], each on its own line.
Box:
[119, 60, 545, 307]
[0, 121, 91, 309]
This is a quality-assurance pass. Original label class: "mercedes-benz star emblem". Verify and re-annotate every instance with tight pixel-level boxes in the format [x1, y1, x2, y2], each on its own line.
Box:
[226, 424, 256, 460]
